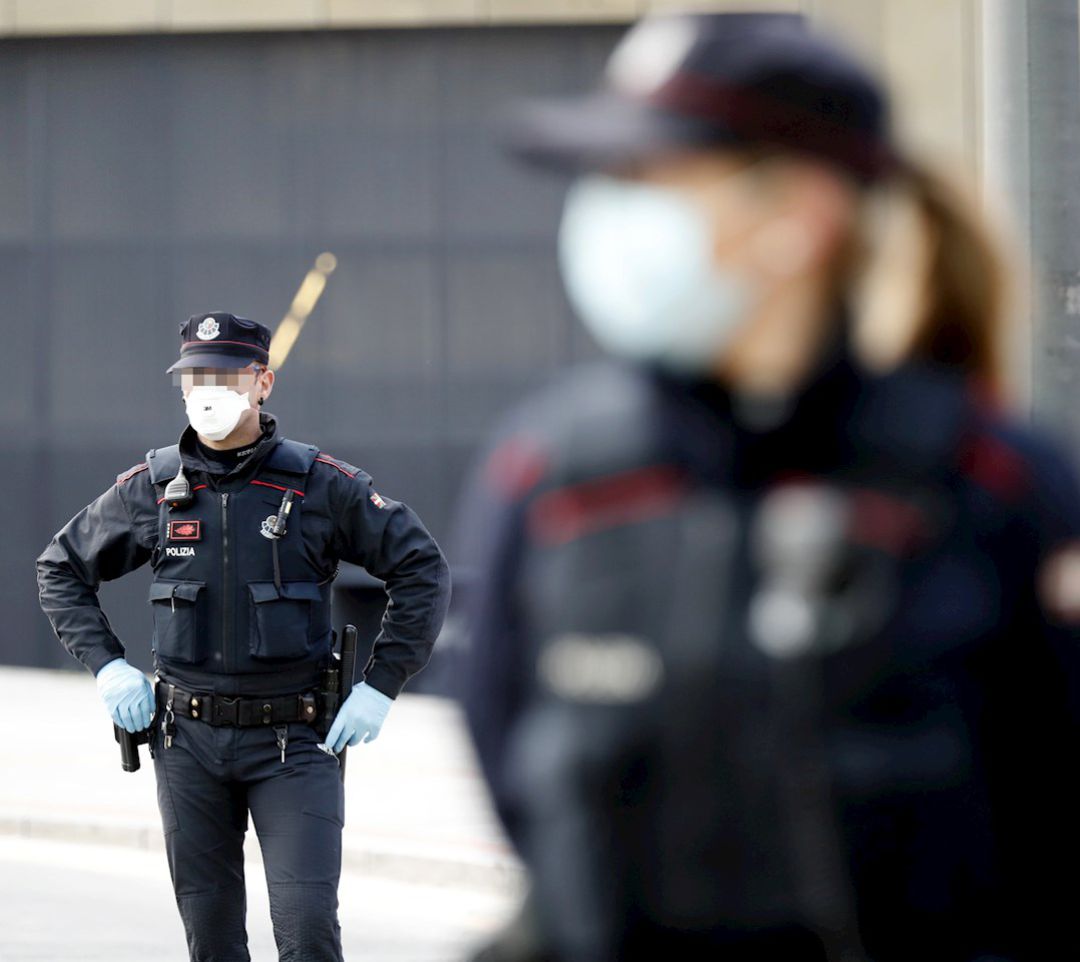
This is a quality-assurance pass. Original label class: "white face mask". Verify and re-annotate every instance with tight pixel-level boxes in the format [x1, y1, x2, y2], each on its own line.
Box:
[184, 386, 251, 441]
[558, 174, 756, 373]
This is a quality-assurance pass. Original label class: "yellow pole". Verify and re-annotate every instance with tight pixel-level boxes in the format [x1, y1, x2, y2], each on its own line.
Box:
[269, 251, 337, 369]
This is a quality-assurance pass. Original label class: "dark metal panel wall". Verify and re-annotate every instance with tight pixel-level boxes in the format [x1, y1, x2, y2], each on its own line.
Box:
[0, 27, 616, 672]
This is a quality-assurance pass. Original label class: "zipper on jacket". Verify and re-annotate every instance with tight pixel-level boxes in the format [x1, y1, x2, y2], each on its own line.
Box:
[221, 493, 231, 673]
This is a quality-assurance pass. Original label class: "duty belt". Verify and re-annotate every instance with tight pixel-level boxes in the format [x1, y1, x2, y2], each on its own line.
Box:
[154, 679, 320, 727]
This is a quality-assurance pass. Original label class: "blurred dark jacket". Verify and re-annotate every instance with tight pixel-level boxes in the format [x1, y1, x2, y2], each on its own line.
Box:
[456, 344, 1080, 962]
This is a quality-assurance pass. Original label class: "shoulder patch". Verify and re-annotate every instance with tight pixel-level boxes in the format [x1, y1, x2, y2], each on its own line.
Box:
[116, 462, 149, 486]
[314, 452, 362, 479]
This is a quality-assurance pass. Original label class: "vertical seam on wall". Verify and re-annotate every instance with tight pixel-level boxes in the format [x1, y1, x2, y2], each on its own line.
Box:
[964, 0, 979, 180]
[1022, 0, 1034, 416]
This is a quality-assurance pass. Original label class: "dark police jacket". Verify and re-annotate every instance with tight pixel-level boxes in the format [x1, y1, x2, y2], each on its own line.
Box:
[458, 352, 1080, 961]
[37, 413, 451, 698]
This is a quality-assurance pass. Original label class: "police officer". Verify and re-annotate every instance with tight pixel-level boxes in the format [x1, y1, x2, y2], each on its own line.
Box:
[37, 311, 451, 962]
[457, 12, 1080, 962]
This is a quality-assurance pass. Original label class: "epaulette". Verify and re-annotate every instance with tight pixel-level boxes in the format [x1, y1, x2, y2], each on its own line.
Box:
[116, 462, 149, 486]
[313, 452, 364, 479]
[262, 439, 319, 477]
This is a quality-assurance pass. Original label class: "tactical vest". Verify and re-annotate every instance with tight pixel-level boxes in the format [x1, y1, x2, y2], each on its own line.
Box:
[145, 439, 335, 681]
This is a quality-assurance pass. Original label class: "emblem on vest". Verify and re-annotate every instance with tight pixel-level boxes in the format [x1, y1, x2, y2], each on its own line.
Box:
[196, 316, 220, 340]
[260, 515, 278, 540]
[168, 520, 201, 541]
[166, 546, 196, 557]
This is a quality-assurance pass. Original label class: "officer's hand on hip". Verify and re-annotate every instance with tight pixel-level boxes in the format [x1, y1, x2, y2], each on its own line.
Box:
[96, 658, 155, 733]
[324, 682, 393, 752]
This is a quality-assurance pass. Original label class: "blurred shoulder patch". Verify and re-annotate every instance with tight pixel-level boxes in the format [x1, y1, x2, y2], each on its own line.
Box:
[369, 491, 386, 509]
[1038, 542, 1080, 623]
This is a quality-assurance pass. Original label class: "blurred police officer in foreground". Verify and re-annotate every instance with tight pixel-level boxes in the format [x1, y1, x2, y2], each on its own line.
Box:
[458, 12, 1080, 962]
[37, 312, 450, 961]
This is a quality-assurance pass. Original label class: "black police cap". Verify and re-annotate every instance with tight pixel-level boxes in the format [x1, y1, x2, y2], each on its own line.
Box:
[507, 12, 896, 184]
[166, 311, 271, 373]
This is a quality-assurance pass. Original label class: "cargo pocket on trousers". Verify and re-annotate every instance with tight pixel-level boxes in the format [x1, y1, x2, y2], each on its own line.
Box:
[248, 581, 322, 661]
[149, 580, 207, 664]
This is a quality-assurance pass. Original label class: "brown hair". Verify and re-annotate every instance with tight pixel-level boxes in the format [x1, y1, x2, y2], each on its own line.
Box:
[850, 157, 1014, 401]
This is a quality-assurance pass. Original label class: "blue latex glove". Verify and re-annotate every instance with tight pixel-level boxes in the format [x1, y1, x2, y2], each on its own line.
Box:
[96, 658, 155, 733]
[323, 682, 394, 752]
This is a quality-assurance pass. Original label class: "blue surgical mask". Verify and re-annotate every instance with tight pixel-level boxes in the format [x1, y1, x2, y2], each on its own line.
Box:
[558, 174, 755, 373]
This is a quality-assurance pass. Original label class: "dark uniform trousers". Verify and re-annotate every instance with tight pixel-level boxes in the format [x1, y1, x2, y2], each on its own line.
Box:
[152, 693, 345, 962]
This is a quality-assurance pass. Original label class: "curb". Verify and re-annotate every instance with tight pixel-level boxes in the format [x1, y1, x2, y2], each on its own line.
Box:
[0, 814, 524, 894]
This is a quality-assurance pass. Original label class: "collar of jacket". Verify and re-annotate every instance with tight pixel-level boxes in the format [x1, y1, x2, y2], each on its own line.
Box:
[651, 330, 970, 487]
[178, 411, 282, 482]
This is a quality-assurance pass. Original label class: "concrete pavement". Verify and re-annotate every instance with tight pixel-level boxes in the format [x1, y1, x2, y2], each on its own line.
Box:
[0, 834, 515, 961]
[0, 666, 522, 894]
